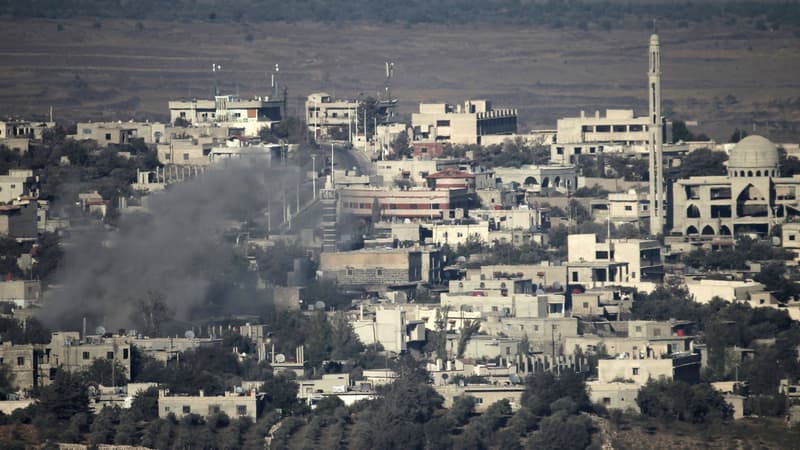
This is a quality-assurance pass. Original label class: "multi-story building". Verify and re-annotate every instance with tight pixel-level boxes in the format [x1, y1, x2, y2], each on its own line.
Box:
[492, 165, 578, 195]
[568, 234, 663, 284]
[168, 95, 284, 137]
[339, 187, 471, 220]
[0, 170, 37, 204]
[590, 189, 650, 227]
[319, 247, 442, 288]
[673, 135, 800, 237]
[0, 119, 55, 141]
[0, 200, 38, 239]
[412, 100, 517, 145]
[550, 109, 666, 164]
[305, 93, 359, 140]
[0, 280, 41, 308]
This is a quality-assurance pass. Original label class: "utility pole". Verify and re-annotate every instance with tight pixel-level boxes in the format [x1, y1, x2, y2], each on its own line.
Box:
[311, 154, 317, 200]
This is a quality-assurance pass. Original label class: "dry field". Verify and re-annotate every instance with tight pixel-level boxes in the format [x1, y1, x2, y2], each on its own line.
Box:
[0, 18, 798, 141]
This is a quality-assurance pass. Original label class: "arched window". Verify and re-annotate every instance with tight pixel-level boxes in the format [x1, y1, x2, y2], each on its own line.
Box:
[756, 170, 761, 176]
[748, 170, 753, 177]
[686, 204, 701, 218]
[701, 225, 715, 235]
[686, 226, 699, 235]
[719, 225, 732, 235]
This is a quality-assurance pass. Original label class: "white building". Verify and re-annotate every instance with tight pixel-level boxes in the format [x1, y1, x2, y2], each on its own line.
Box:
[168, 95, 284, 137]
[412, 100, 517, 145]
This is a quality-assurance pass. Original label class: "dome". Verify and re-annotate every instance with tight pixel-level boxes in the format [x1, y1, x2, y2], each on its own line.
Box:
[728, 135, 779, 169]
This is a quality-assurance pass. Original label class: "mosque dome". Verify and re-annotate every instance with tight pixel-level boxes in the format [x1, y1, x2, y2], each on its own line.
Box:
[728, 135, 779, 170]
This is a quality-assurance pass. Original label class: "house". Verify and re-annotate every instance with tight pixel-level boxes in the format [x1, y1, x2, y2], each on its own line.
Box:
[350, 306, 426, 353]
[684, 278, 768, 303]
[158, 389, 258, 420]
[597, 352, 701, 386]
[568, 234, 663, 285]
[0, 170, 37, 204]
[0, 201, 38, 239]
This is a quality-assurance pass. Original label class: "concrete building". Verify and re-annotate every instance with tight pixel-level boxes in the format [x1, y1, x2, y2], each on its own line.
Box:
[158, 389, 258, 420]
[319, 247, 442, 288]
[0, 341, 39, 393]
[587, 380, 640, 411]
[568, 234, 663, 284]
[169, 95, 284, 137]
[597, 352, 701, 386]
[156, 137, 213, 166]
[436, 385, 526, 412]
[75, 121, 166, 146]
[672, 135, 800, 237]
[782, 222, 800, 259]
[550, 109, 653, 164]
[350, 307, 425, 354]
[684, 278, 767, 304]
[0, 119, 55, 141]
[305, 93, 359, 140]
[492, 165, 578, 195]
[0, 170, 37, 204]
[339, 187, 471, 220]
[446, 334, 522, 360]
[590, 189, 650, 226]
[0, 200, 38, 239]
[46, 332, 132, 380]
[0, 280, 41, 308]
[412, 100, 517, 145]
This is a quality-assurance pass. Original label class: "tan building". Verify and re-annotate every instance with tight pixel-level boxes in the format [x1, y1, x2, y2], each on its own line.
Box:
[0, 341, 39, 393]
[306, 93, 359, 140]
[568, 234, 663, 284]
[319, 247, 442, 288]
[550, 109, 658, 164]
[46, 332, 132, 380]
[412, 100, 517, 145]
[0, 170, 36, 204]
[673, 135, 799, 237]
[158, 389, 258, 420]
[0, 119, 54, 141]
[597, 352, 700, 386]
[590, 189, 650, 226]
[350, 307, 426, 354]
[0, 280, 41, 308]
[75, 121, 166, 146]
[436, 385, 526, 412]
[492, 165, 578, 195]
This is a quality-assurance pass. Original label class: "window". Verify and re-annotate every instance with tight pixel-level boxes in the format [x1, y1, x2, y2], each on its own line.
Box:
[82, 128, 92, 135]
[632, 272, 636, 279]
[533, 325, 539, 332]
[613, 125, 627, 132]
[346, 268, 353, 276]
[164, 406, 170, 412]
[105, 133, 111, 140]
[791, 235, 797, 241]
[582, 302, 589, 308]
[82, 352, 90, 360]
[183, 153, 189, 161]
[603, 397, 611, 405]
[629, 124, 643, 132]
[236, 405, 247, 416]
[107, 352, 114, 359]
[17, 356, 24, 366]
[556, 147, 564, 155]
[209, 405, 221, 415]
[581, 125, 593, 132]
[632, 368, 640, 375]
[182, 406, 190, 414]
[436, 120, 450, 127]
[376, 268, 383, 276]
[595, 125, 611, 132]
[635, 326, 642, 333]
[653, 329, 661, 337]
[180, 112, 186, 118]
[572, 272, 578, 282]
[624, 205, 632, 211]
[123, 348, 129, 359]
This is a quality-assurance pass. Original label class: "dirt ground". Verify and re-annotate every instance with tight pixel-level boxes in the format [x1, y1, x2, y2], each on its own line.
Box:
[0, 18, 798, 141]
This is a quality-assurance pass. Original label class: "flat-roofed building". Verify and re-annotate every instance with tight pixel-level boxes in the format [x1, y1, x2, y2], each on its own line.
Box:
[169, 95, 283, 137]
[319, 247, 442, 288]
[412, 100, 517, 145]
[158, 389, 258, 420]
[550, 109, 662, 164]
[339, 187, 471, 220]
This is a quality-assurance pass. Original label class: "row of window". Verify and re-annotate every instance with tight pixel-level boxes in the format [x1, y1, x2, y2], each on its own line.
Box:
[164, 405, 248, 415]
[342, 202, 443, 210]
[581, 124, 646, 133]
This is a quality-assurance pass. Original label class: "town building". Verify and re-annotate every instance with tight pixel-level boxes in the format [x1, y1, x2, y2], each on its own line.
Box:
[567, 234, 663, 286]
[350, 307, 425, 354]
[549, 109, 656, 164]
[305, 93, 359, 140]
[0, 119, 55, 141]
[596, 352, 701, 386]
[338, 186, 471, 220]
[492, 165, 578, 195]
[74, 121, 166, 146]
[411, 100, 517, 145]
[158, 389, 258, 420]
[0, 280, 41, 308]
[0, 170, 37, 204]
[168, 95, 284, 137]
[436, 385, 526, 411]
[319, 247, 442, 289]
[0, 200, 38, 239]
[673, 135, 800, 238]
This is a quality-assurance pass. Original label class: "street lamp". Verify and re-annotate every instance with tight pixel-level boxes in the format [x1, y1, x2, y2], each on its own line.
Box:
[311, 154, 317, 200]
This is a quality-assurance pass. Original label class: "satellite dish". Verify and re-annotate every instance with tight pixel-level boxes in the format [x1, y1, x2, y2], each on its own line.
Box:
[275, 353, 286, 363]
[185, 330, 196, 339]
[315, 301, 326, 310]
[536, 288, 545, 296]
[95, 326, 106, 336]
[552, 281, 562, 291]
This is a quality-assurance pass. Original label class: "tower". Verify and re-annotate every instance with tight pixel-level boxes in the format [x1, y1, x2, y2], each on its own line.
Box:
[648, 33, 664, 235]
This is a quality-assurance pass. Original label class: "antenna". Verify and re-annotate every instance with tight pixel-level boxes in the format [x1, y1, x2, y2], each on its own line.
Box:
[384, 61, 395, 100]
[212, 63, 222, 96]
[272, 63, 280, 98]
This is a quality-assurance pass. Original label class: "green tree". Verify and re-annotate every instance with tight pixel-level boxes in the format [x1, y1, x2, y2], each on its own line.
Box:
[677, 148, 728, 179]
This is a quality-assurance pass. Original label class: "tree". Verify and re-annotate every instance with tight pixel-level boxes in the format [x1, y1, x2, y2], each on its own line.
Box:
[636, 379, 731, 423]
[0, 362, 14, 399]
[526, 412, 592, 450]
[521, 371, 591, 416]
[672, 120, 695, 142]
[677, 148, 728, 179]
[390, 132, 411, 159]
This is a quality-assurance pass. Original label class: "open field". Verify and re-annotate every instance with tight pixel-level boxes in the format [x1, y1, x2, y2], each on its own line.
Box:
[0, 18, 798, 141]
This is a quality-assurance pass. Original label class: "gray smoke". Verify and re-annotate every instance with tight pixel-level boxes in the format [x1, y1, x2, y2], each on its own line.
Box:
[38, 160, 304, 333]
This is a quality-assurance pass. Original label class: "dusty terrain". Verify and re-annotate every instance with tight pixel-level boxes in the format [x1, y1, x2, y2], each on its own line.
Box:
[0, 18, 798, 140]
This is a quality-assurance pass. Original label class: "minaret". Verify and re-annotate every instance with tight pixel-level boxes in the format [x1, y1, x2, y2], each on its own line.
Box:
[648, 32, 664, 235]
